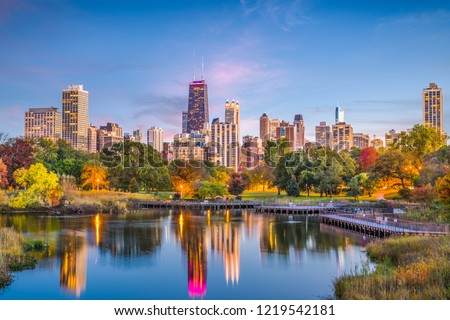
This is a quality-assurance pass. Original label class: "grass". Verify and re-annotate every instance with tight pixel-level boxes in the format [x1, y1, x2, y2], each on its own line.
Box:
[241, 190, 376, 203]
[0, 227, 46, 288]
[334, 236, 450, 299]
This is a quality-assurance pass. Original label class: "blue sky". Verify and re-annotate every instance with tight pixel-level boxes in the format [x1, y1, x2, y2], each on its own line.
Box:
[1, 0, 449, 142]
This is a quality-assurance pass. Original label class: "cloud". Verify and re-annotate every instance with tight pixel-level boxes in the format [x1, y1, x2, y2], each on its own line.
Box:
[240, 0, 310, 31]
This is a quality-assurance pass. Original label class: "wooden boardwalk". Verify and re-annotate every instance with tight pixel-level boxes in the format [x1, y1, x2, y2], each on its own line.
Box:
[320, 214, 448, 238]
[255, 205, 320, 215]
[133, 201, 257, 210]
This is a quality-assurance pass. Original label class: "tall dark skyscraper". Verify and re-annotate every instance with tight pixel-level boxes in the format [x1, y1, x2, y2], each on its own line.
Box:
[187, 80, 209, 133]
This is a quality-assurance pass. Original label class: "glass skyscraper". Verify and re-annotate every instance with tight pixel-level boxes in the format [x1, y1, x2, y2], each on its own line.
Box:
[187, 80, 209, 133]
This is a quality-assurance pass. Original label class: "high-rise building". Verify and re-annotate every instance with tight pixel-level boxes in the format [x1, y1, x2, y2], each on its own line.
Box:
[182, 111, 188, 134]
[210, 119, 239, 171]
[315, 121, 332, 147]
[98, 122, 124, 149]
[371, 136, 384, 149]
[385, 129, 399, 146]
[62, 85, 89, 151]
[276, 124, 296, 151]
[269, 119, 280, 141]
[241, 135, 263, 169]
[423, 82, 443, 134]
[173, 132, 208, 161]
[259, 113, 270, 146]
[225, 100, 240, 141]
[24, 107, 61, 141]
[87, 124, 99, 153]
[353, 133, 371, 149]
[147, 126, 164, 153]
[187, 80, 209, 133]
[293, 114, 305, 150]
[335, 106, 344, 124]
[133, 129, 143, 143]
[332, 122, 353, 151]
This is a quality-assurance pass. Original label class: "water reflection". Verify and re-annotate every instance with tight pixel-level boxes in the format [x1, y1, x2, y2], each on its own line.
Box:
[0, 210, 370, 299]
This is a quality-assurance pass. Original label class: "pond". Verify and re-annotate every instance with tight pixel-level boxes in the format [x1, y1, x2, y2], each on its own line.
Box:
[0, 210, 371, 299]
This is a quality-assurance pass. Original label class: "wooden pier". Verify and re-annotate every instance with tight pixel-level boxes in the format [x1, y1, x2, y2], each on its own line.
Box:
[320, 214, 448, 238]
[255, 205, 320, 215]
[133, 201, 257, 211]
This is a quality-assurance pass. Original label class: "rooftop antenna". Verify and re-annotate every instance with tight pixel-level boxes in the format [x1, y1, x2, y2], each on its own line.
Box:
[201, 56, 204, 80]
[193, 48, 196, 81]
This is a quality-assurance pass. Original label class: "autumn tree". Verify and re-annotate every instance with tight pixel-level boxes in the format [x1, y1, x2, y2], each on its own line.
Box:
[0, 159, 7, 189]
[435, 171, 450, 204]
[0, 138, 34, 186]
[81, 162, 109, 190]
[227, 172, 247, 196]
[359, 147, 379, 172]
[10, 163, 62, 208]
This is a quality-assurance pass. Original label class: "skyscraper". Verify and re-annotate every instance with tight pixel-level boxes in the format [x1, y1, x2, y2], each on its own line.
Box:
[332, 122, 353, 151]
[210, 119, 239, 171]
[87, 124, 98, 153]
[182, 111, 188, 134]
[62, 85, 89, 151]
[24, 107, 61, 141]
[147, 126, 164, 153]
[335, 105, 344, 124]
[293, 114, 305, 150]
[259, 113, 270, 146]
[423, 82, 443, 134]
[133, 129, 143, 143]
[187, 80, 209, 133]
[225, 100, 240, 141]
[269, 119, 280, 141]
[353, 133, 371, 149]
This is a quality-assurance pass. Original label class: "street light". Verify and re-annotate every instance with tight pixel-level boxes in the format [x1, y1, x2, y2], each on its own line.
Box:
[180, 185, 183, 199]
[96, 178, 100, 191]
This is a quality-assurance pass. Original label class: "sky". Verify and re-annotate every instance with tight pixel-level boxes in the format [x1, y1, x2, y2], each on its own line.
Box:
[1, 0, 450, 143]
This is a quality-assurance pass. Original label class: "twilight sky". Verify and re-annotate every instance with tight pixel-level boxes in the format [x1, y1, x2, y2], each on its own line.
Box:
[1, 0, 449, 142]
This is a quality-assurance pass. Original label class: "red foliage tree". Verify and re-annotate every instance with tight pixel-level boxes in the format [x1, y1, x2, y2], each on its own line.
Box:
[0, 138, 34, 186]
[359, 147, 379, 172]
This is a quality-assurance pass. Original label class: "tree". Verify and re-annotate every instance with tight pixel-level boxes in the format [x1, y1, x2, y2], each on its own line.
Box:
[359, 147, 379, 172]
[286, 179, 300, 197]
[197, 181, 227, 199]
[0, 159, 7, 189]
[0, 138, 34, 186]
[128, 177, 140, 193]
[347, 175, 364, 199]
[169, 160, 211, 197]
[9, 163, 62, 208]
[81, 162, 108, 190]
[410, 186, 436, 205]
[227, 172, 247, 196]
[435, 171, 450, 204]
[370, 149, 411, 189]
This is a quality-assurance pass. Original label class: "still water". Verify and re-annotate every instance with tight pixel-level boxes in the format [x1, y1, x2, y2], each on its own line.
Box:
[0, 210, 370, 299]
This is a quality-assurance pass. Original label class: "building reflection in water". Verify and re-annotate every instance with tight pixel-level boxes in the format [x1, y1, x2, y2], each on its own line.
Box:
[176, 212, 207, 298]
[59, 231, 88, 298]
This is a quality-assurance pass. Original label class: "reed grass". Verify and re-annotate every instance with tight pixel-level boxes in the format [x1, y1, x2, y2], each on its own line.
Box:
[334, 236, 450, 299]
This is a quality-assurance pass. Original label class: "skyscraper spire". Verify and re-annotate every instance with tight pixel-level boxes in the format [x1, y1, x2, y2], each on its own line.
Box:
[201, 56, 204, 81]
[193, 48, 196, 81]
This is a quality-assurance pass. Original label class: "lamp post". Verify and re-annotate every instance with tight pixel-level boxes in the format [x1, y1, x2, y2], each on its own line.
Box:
[180, 185, 183, 199]
[96, 178, 100, 191]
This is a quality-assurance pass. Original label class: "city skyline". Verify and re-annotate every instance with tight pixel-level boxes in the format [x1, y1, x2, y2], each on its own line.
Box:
[1, 0, 450, 141]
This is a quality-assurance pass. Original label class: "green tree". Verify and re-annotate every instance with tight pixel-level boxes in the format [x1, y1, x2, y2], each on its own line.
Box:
[128, 177, 140, 193]
[347, 175, 365, 199]
[370, 149, 411, 189]
[10, 163, 62, 208]
[286, 179, 300, 197]
[197, 181, 227, 199]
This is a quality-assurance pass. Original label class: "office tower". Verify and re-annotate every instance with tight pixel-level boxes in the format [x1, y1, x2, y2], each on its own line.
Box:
[269, 119, 280, 141]
[335, 105, 344, 124]
[182, 111, 188, 134]
[24, 107, 61, 141]
[423, 82, 443, 133]
[210, 119, 239, 171]
[259, 113, 270, 146]
[385, 129, 399, 146]
[293, 114, 305, 150]
[133, 129, 143, 143]
[147, 126, 164, 153]
[87, 124, 99, 153]
[332, 122, 353, 151]
[353, 133, 371, 149]
[225, 100, 240, 142]
[371, 136, 384, 149]
[275, 125, 296, 150]
[315, 121, 332, 147]
[62, 85, 89, 151]
[187, 79, 209, 133]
